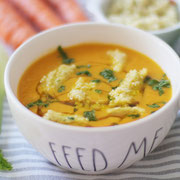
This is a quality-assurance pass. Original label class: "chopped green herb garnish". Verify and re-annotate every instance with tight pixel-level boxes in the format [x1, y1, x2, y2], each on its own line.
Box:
[95, 89, 102, 94]
[107, 95, 113, 101]
[128, 114, 140, 119]
[112, 86, 118, 90]
[76, 70, 92, 76]
[148, 79, 159, 86]
[0, 150, 12, 171]
[77, 64, 91, 69]
[145, 75, 171, 96]
[147, 101, 166, 108]
[74, 108, 78, 112]
[144, 76, 151, 83]
[57, 46, 74, 64]
[162, 73, 166, 78]
[160, 101, 166, 104]
[158, 80, 170, 88]
[83, 110, 96, 121]
[63, 58, 74, 64]
[68, 117, 75, 120]
[151, 111, 156, 114]
[26, 99, 49, 108]
[58, 85, 65, 93]
[100, 69, 117, 82]
[91, 79, 101, 83]
[147, 103, 160, 108]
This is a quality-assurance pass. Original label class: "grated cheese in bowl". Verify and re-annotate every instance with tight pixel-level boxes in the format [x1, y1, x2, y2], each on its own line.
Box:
[107, 0, 179, 31]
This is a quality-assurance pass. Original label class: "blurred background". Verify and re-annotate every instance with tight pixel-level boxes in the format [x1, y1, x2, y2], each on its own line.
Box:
[0, 0, 91, 52]
[0, 0, 180, 53]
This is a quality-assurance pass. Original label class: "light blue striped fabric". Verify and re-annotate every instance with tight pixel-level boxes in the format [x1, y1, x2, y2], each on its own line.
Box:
[1, 98, 180, 180]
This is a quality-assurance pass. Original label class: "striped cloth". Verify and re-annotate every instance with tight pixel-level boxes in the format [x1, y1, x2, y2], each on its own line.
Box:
[1, 98, 180, 180]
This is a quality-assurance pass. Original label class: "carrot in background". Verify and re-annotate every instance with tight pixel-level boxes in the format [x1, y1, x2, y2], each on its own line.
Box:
[0, 0, 36, 48]
[8, 0, 64, 30]
[46, 0, 88, 23]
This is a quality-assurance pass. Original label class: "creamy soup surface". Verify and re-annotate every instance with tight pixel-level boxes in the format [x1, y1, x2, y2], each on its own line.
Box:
[18, 43, 172, 127]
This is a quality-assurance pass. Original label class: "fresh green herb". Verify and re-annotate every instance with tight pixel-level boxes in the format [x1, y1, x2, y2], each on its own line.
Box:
[148, 79, 159, 86]
[58, 85, 65, 93]
[95, 89, 102, 94]
[162, 73, 166, 78]
[112, 86, 118, 90]
[147, 103, 160, 108]
[62, 58, 74, 64]
[77, 64, 91, 69]
[151, 111, 156, 114]
[73, 108, 78, 112]
[160, 101, 166, 104]
[0, 150, 12, 171]
[107, 95, 112, 101]
[26, 99, 49, 108]
[158, 80, 170, 88]
[145, 75, 171, 96]
[147, 101, 166, 109]
[144, 76, 151, 83]
[68, 117, 75, 120]
[128, 114, 140, 119]
[91, 79, 101, 83]
[83, 110, 96, 121]
[76, 70, 92, 76]
[57, 46, 74, 64]
[100, 69, 117, 82]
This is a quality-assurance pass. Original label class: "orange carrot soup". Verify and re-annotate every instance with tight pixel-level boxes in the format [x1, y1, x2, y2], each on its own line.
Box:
[18, 43, 172, 127]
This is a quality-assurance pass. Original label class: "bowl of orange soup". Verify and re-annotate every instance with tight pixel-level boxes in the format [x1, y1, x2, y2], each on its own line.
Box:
[4, 23, 180, 174]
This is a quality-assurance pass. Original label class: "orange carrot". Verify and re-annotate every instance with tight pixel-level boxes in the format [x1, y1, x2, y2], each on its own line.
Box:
[46, 0, 88, 23]
[0, 0, 36, 48]
[8, 0, 64, 30]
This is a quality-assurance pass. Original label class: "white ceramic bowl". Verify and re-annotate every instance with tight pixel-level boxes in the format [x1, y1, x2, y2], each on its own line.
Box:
[87, 0, 180, 44]
[4, 23, 180, 174]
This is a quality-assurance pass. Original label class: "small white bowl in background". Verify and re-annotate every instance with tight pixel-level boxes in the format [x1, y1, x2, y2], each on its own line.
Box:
[86, 0, 180, 44]
[4, 23, 180, 174]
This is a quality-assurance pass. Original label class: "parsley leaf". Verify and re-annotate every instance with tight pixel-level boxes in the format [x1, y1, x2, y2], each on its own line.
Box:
[57, 46, 74, 64]
[26, 99, 49, 109]
[58, 85, 65, 92]
[73, 108, 78, 112]
[0, 150, 12, 171]
[107, 95, 113, 101]
[112, 86, 118, 90]
[76, 70, 92, 76]
[68, 117, 75, 120]
[151, 111, 156, 114]
[100, 69, 117, 82]
[162, 73, 166, 78]
[91, 79, 101, 83]
[77, 64, 91, 69]
[147, 103, 160, 108]
[95, 89, 102, 94]
[128, 114, 140, 119]
[146, 75, 171, 96]
[144, 76, 151, 83]
[160, 101, 166, 104]
[83, 110, 96, 121]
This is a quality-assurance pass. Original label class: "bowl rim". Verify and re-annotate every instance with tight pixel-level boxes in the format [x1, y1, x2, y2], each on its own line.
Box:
[4, 22, 180, 133]
[86, 0, 180, 35]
